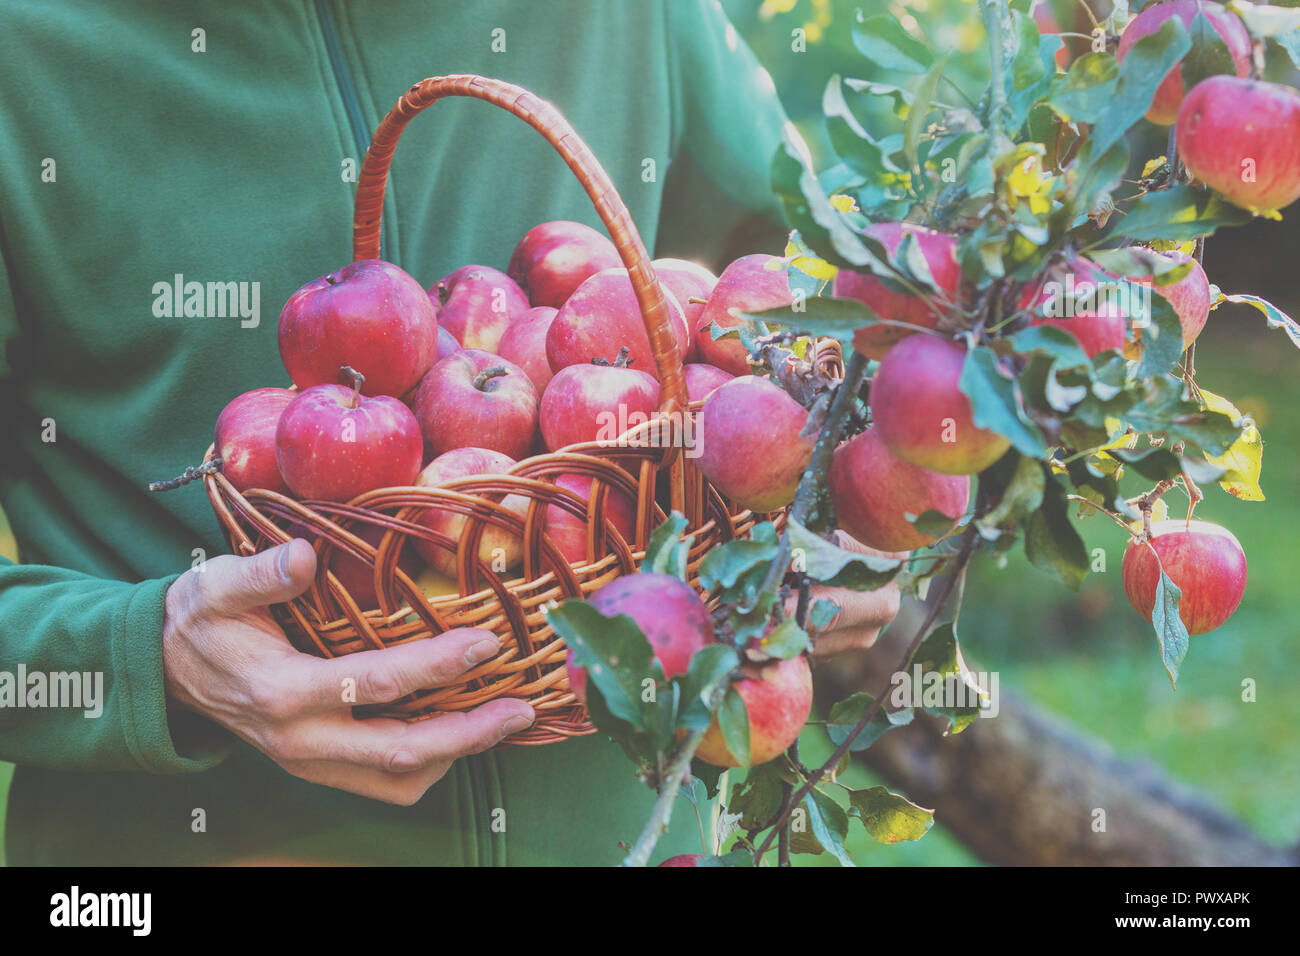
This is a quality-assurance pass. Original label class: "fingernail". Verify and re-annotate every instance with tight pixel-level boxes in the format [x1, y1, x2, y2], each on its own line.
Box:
[465, 637, 500, 666]
[501, 714, 533, 736]
[277, 544, 293, 583]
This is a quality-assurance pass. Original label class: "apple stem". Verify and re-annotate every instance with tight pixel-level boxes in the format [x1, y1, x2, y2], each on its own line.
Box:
[148, 457, 224, 492]
[340, 365, 365, 407]
[687, 296, 709, 305]
[1137, 478, 1176, 540]
[592, 347, 634, 369]
[472, 366, 509, 390]
[436, 280, 451, 308]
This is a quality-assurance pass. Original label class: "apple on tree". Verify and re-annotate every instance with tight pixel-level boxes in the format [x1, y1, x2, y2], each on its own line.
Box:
[278, 259, 437, 398]
[833, 222, 962, 361]
[429, 264, 530, 353]
[538, 355, 660, 452]
[696, 375, 816, 513]
[869, 335, 1011, 476]
[411, 349, 539, 461]
[1132, 249, 1212, 349]
[1122, 520, 1247, 635]
[507, 220, 622, 308]
[497, 306, 559, 395]
[412, 447, 527, 579]
[565, 572, 713, 706]
[275, 367, 423, 502]
[214, 387, 295, 494]
[829, 428, 970, 552]
[1019, 255, 1128, 359]
[694, 254, 795, 376]
[693, 655, 813, 769]
[1177, 76, 1300, 214]
[545, 267, 689, 379]
[1117, 0, 1252, 126]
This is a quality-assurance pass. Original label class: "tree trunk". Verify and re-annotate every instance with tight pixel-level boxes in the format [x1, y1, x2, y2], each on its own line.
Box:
[817, 603, 1299, 867]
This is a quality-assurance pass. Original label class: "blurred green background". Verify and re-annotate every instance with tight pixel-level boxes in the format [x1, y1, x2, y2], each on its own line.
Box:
[2, 0, 1296, 866]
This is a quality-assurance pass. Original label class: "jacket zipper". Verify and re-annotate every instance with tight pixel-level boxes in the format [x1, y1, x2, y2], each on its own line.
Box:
[314, 0, 386, 261]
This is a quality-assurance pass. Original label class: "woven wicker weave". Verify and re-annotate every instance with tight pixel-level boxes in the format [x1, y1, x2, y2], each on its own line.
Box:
[202, 75, 834, 745]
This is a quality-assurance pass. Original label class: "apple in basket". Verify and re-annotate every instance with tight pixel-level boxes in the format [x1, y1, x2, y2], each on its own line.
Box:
[326, 523, 424, 610]
[429, 264, 530, 353]
[538, 353, 660, 452]
[544, 474, 637, 566]
[507, 220, 622, 308]
[412, 447, 528, 579]
[411, 349, 539, 461]
[682, 363, 733, 403]
[694, 254, 795, 376]
[653, 258, 718, 362]
[564, 572, 714, 705]
[275, 366, 423, 502]
[278, 259, 437, 398]
[497, 306, 559, 395]
[545, 267, 690, 379]
[213, 387, 295, 494]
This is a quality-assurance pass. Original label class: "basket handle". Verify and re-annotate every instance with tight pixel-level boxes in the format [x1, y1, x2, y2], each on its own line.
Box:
[352, 74, 687, 419]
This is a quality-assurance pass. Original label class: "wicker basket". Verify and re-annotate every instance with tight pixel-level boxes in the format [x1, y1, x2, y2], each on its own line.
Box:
[202, 75, 831, 746]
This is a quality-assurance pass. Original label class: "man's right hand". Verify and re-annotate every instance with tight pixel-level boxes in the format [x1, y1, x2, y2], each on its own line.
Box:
[161, 538, 534, 805]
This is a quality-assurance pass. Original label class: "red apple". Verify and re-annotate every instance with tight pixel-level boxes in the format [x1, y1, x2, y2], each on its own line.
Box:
[275, 370, 423, 501]
[565, 572, 714, 705]
[412, 447, 527, 578]
[1132, 250, 1212, 348]
[497, 306, 558, 395]
[507, 220, 622, 308]
[829, 429, 969, 551]
[683, 363, 735, 404]
[1177, 76, 1300, 214]
[658, 855, 704, 867]
[429, 264, 530, 353]
[538, 360, 660, 451]
[327, 523, 423, 609]
[834, 223, 962, 361]
[1122, 519, 1247, 635]
[435, 325, 461, 361]
[695, 655, 813, 768]
[545, 268, 689, 379]
[544, 473, 637, 566]
[696, 376, 815, 512]
[1019, 255, 1128, 358]
[278, 259, 437, 398]
[411, 349, 539, 461]
[695, 255, 795, 376]
[869, 335, 1011, 475]
[1117, 0, 1251, 126]
[654, 258, 719, 362]
[214, 387, 295, 494]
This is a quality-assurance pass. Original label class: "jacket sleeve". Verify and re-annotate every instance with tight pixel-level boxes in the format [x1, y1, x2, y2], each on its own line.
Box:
[0, 244, 230, 774]
[665, 0, 792, 221]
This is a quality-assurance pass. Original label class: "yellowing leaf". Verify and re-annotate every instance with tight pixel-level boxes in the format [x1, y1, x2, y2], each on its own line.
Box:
[1200, 390, 1264, 501]
[791, 256, 838, 281]
[1141, 156, 1168, 179]
[830, 193, 858, 213]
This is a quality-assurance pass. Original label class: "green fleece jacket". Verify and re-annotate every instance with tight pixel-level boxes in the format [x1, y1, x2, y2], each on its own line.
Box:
[0, 0, 786, 865]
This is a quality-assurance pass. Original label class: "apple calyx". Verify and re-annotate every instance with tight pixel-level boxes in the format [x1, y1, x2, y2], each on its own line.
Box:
[592, 346, 635, 368]
[340, 365, 365, 408]
[471, 366, 510, 391]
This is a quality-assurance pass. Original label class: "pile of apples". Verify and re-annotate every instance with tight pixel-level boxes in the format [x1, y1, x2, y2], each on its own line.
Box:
[212, 219, 807, 604]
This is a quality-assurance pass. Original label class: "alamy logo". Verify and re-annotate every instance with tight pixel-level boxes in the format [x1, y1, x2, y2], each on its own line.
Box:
[152, 274, 261, 327]
[1040, 275, 1152, 328]
[888, 665, 1000, 718]
[0, 666, 103, 718]
[49, 886, 151, 936]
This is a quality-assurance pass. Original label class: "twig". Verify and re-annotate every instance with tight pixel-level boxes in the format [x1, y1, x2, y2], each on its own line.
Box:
[148, 457, 223, 492]
[1138, 478, 1176, 539]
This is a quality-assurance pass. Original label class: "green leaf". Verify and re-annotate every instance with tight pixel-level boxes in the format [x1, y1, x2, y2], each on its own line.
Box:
[726, 761, 789, 830]
[804, 790, 855, 866]
[547, 600, 660, 732]
[698, 528, 780, 591]
[772, 132, 880, 270]
[1233, 4, 1300, 39]
[743, 297, 877, 342]
[1044, 52, 1119, 123]
[643, 512, 690, 579]
[695, 847, 755, 867]
[826, 692, 914, 752]
[1151, 561, 1190, 687]
[717, 686, 751, 768]
[1180, 6, 1237, 91]
[1220, 293, 1300, 350]
[689, 761, 726, 799]
[676, 644, 739, 732]
[1007, 323, 1093, 369]
[787, 519, 903, 590]
[979, 451, 1047, 528]
[1090, 247, 1194, 286]
[1135, 286, 1186, 379]
[1107, 184, 1252, 242]
[852, 13, 933, 73]
[959, 346, 1049, 459]
[759, 617, 811, 660]
[912, 623, 990, 733]
[847, 786, 935, 844]
[904, 55, 951, 177]
[1089, 17, 1191, 159]
[1025, 472, 1089, 590]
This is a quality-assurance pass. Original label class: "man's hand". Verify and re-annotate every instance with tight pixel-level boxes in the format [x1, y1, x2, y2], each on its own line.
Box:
[791, 531, 906, 658]
[162, 538, 534, 805]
